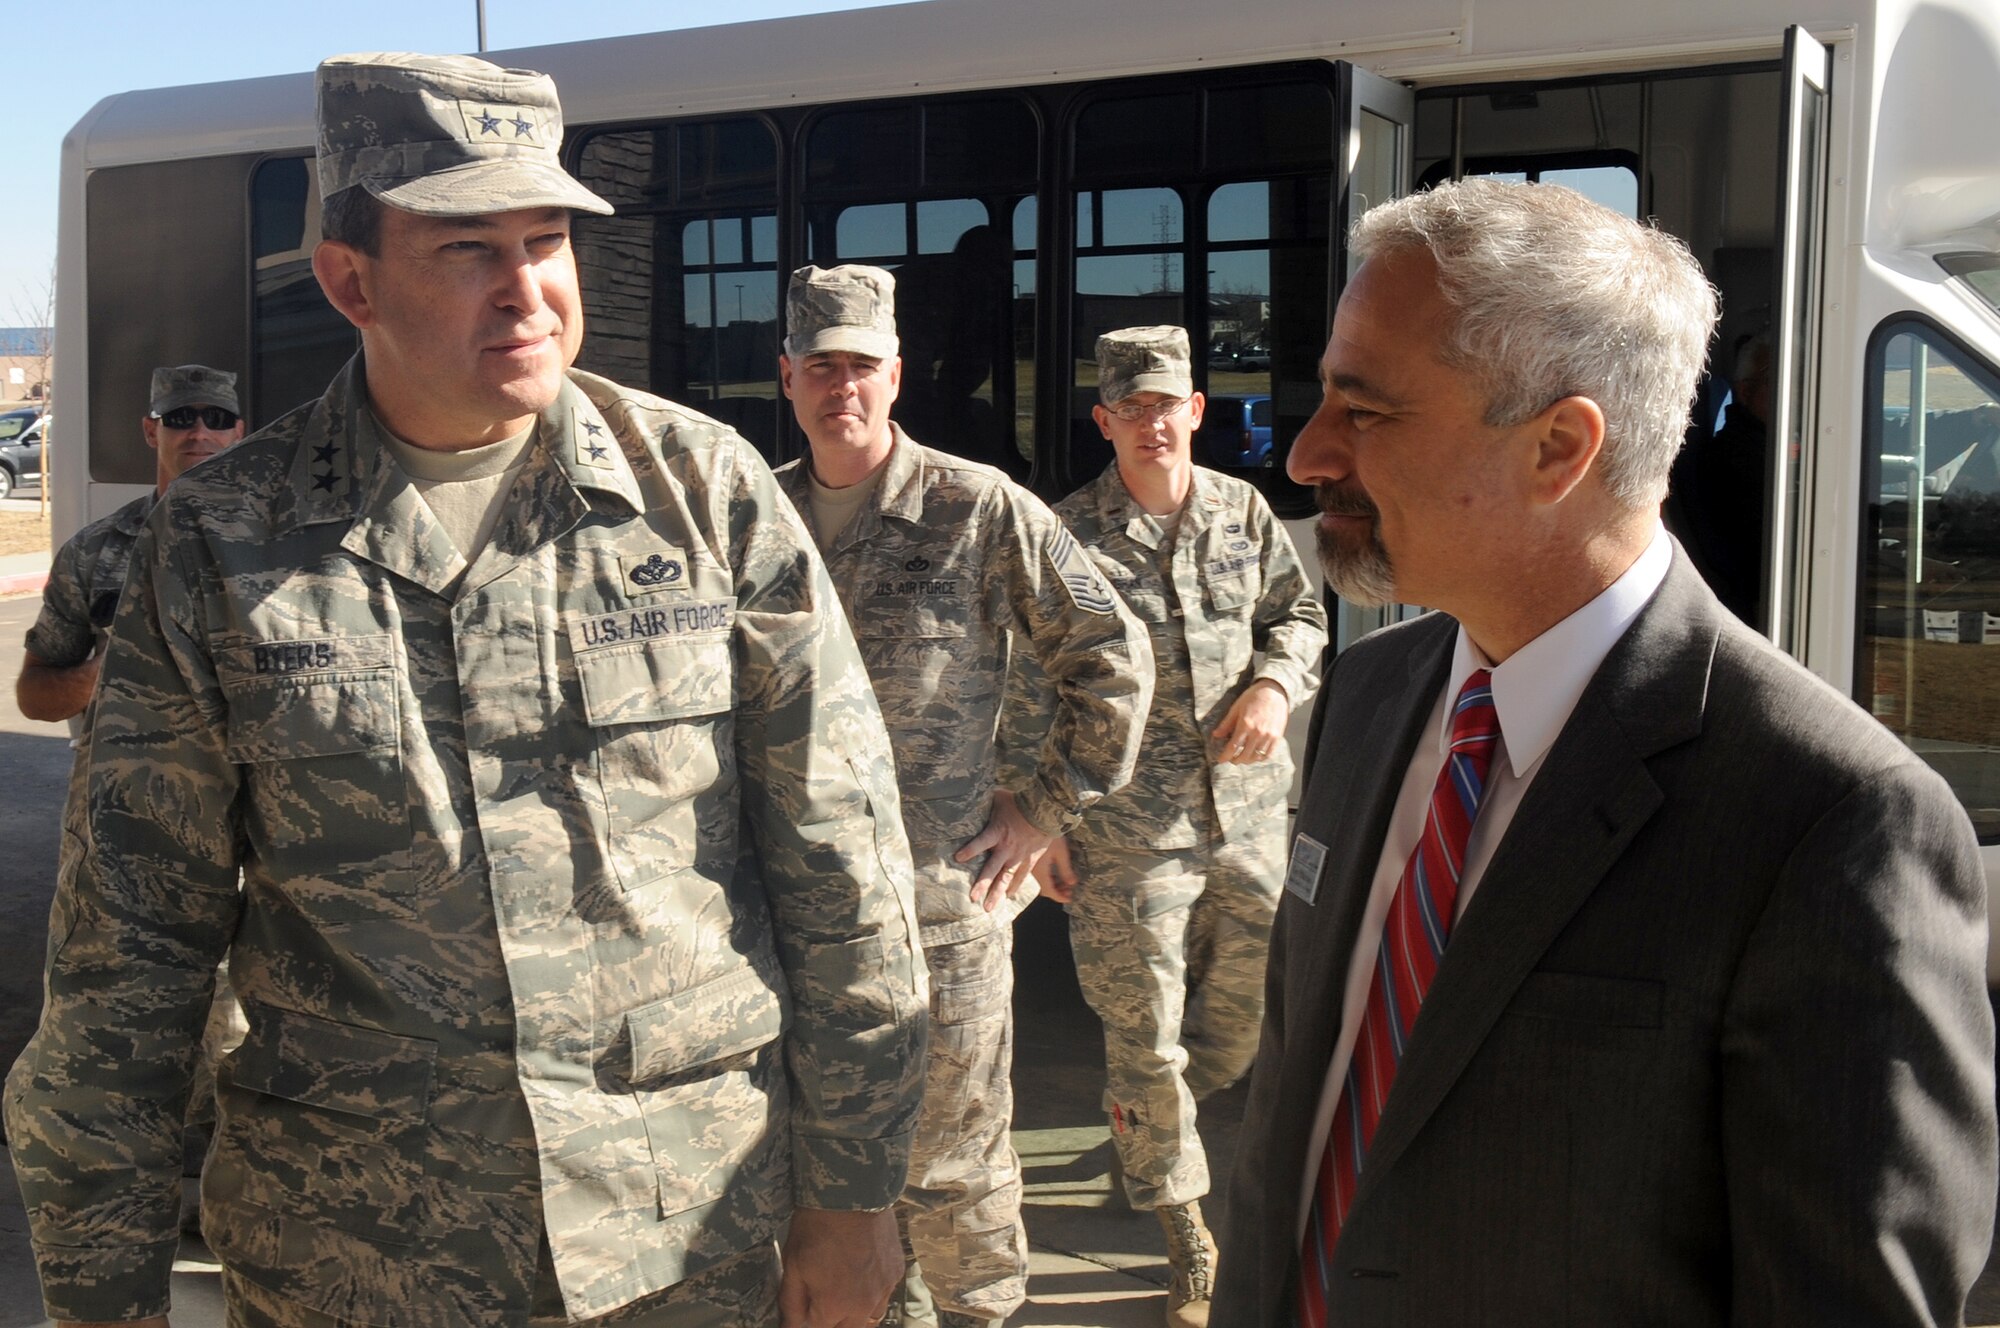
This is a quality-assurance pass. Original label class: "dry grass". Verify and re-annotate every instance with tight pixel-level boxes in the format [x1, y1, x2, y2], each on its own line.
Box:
[0, 509, 50, 560]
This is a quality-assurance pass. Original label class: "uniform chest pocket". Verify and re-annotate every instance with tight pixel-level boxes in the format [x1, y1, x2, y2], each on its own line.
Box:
[573, 623, 737, 893]
[1204, 573, 1256, 613]
[216, 634, 414, 915]
[1108, 579, 1175, 625]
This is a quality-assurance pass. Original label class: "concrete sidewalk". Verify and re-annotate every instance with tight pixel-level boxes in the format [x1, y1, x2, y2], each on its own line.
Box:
[0, 551, 48, 599]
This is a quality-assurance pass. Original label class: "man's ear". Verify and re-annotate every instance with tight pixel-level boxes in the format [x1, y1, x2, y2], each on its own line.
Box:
[141, 416, 161, 454]
[312, 240, 374, 331]
[1530, 395, 1607, 506]
[1091, 404, 1114, 440]
[778, 355, 795, 400]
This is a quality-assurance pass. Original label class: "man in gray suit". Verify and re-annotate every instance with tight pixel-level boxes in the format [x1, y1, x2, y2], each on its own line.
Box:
[1216, 178, 1997, 1325]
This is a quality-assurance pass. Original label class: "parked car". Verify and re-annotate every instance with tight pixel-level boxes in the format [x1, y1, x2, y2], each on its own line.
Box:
[0, 408, 48, 499]
[1199, 393, 1273, 468]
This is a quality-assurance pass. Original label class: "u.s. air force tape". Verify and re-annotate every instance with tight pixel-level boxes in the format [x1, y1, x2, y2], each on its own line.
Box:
[1046, 526, 1114, 615]
[568, 598, 736, 652]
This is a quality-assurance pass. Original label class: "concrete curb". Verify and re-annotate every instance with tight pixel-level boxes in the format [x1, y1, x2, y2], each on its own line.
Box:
[0, 571, 46, 597]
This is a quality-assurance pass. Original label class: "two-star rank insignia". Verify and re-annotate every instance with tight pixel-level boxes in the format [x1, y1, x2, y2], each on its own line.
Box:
[572, 409, 616, 468]
[457, 101, 539, 145]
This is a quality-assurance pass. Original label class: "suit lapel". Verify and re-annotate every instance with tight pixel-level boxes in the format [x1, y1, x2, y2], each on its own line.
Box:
[1350, 554, 1721, 1205]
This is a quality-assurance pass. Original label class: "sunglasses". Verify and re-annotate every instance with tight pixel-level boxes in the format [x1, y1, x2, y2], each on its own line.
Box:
[156, 406, 240, 430]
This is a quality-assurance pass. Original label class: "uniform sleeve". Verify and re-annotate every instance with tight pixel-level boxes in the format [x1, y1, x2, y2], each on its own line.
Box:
[1247, 492, 1327, 710]
[2, 514, 244, 1323]
[23, 532, 99, 667]
[1721, 761, 1996, 1325]
[990, 487, 1154, 837]
[720, 442, 928, 1212]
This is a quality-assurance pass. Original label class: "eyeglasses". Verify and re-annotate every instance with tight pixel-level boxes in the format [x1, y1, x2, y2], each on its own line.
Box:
[156, 406, 239, 431]
[1107, 398, 1190, 423]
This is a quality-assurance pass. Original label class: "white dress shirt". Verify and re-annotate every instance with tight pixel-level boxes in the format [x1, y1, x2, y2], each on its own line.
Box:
[1294, 525, 1673, 1235]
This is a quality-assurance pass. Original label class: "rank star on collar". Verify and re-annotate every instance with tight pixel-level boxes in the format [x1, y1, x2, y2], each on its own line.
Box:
[572, 408, 615, 467]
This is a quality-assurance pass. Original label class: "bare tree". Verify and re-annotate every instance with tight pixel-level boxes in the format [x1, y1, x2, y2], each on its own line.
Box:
[8, 260, 55, 405]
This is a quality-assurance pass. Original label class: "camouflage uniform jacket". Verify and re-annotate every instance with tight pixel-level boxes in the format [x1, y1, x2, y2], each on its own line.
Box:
[24, 490, 152, 667]
[1024, 464, 1326, 850]
[774, 427, 1152, 945]
[4, 356, 928, 1327]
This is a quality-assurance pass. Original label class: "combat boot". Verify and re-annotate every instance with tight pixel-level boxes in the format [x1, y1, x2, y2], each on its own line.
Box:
[1155, 1200, 1217, 1327]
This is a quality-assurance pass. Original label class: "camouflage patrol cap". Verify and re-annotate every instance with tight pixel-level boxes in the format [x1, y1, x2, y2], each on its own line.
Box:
[148, 365, 240, 417]
[784, 264, 899, 360]
[316, 52, 612, 218]
[1097, 326, 1193, 404]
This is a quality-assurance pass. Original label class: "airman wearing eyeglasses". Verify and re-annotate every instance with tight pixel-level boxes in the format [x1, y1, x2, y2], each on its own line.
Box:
[17, 363, 246, 724]
[1011, 326, 1326, 1325]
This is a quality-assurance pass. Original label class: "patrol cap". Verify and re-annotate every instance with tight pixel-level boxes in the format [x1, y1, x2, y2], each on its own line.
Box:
[315, 52, 613, 218]
[784, 264, 899, 360]
[148, 365, 240, 418]
[1096, 326, 1193, 404]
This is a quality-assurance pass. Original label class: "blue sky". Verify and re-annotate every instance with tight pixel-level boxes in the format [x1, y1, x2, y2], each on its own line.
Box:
[0, 0, 902, 320]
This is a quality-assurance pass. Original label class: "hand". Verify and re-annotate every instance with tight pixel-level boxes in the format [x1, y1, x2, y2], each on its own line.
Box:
[779, 1206, 901, 1328]
[1033, 835, 1078, 904]
[953, 789, 1053, 911]
[1210, 679, 1290, 765]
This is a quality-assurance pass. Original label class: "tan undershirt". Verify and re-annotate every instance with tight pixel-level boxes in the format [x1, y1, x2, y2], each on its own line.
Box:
[379, 420, 538, 574]
[807, 463, 887, 552]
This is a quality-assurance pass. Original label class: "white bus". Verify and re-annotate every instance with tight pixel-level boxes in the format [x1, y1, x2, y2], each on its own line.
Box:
[51, 0, 2000, 969]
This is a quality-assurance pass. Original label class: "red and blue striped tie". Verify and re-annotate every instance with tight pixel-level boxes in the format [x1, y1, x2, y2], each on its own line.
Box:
[1295, 669, 1501, 1326]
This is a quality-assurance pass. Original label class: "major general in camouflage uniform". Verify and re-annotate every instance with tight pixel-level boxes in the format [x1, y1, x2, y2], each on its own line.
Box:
[1022, 327, 1326, 1326]
[16, 364, 252, 1211]
[774, 265, 1153, 1326]
[4, 54, 926, 1328]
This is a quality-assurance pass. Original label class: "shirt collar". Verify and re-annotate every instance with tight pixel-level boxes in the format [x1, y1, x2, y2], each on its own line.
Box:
[1439, 524, 1672, 778]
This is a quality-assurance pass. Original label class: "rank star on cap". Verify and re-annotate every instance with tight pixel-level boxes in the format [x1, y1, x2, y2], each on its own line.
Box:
[511, 114, 535, 138]
[473, 108, 502, 135]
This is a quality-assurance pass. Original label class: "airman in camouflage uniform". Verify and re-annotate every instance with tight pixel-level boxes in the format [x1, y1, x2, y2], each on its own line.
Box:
[4, 53, 926, 1328]
[18, 364, 247, 729]
[17, 364, 252, 1205]
[774, 265, 1153, 1326]
[1021, 327, 1325, 1326]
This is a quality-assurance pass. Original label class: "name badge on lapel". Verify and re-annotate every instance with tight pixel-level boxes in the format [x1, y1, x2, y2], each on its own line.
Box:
[1285, 833, 1329, 904]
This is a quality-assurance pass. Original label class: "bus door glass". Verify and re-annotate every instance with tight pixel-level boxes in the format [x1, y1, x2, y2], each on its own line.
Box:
[1327, 62, 1416, 650]
[1858, 319, 2000, 840]
[1062, 67, 1361, 510]
[572, 117, 784, 460]
[801, 97, 1040, 481]
[1766, 25, 1832, 652]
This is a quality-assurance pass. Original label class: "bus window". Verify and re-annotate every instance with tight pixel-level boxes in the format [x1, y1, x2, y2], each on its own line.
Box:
[803, 96, 1039, 480]
[1064, 73, 1335, 509]
[572, 118, 784, 458]
[1858, 319, 2000, 840]
[250, 156, 358, 428]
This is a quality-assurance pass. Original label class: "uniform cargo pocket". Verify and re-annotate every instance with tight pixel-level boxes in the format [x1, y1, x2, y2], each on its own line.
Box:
[217, 1001, 436, 1245]
[575, 633, 736, 891]
[628, 964, 789, 1220]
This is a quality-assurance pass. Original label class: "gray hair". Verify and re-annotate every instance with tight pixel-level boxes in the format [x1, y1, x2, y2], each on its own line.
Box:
[1350, 178, 1718, 509]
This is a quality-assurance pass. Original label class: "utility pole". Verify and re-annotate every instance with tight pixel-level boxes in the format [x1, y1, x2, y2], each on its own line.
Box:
[476, 0, 488, 52]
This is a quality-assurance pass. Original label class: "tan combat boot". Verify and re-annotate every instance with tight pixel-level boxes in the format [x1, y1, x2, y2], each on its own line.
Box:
[1156, 1200, 1217, 1327]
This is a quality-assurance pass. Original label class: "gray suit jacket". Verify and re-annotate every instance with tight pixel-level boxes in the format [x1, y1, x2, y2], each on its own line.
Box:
[1216, 552, 1997, 1326]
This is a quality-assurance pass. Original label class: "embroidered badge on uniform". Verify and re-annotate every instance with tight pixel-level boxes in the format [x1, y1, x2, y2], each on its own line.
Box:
[1284, 833, 1329, 904]
[454, 100, 544, 143]
[621, 548, 690, 597]
[572, 407, 616, 468]
[1047, 526, 1115, 615]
